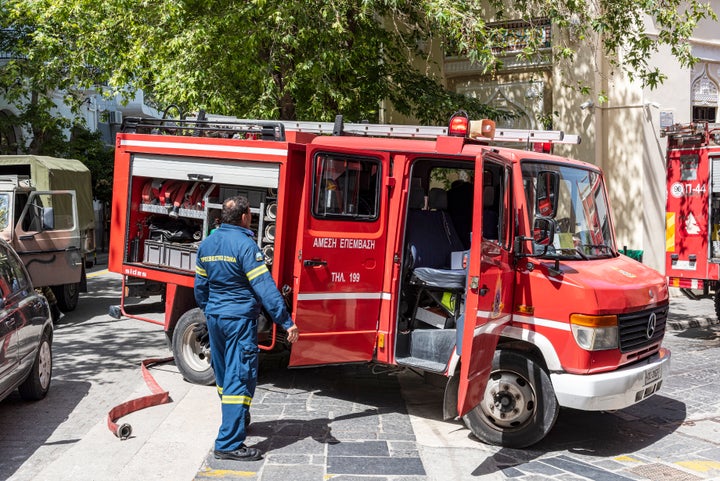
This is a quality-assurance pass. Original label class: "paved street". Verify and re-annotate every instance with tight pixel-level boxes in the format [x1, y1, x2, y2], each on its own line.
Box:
[1, 267, 719, 481]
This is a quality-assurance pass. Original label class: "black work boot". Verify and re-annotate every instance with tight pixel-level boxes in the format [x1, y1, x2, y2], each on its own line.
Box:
[213, 445, 263, 461]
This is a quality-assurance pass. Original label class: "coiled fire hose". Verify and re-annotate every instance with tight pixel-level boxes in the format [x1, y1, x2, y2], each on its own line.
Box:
[107, 357, 174, 440]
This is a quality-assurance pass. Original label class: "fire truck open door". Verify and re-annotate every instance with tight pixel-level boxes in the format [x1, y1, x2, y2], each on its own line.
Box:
[457, 154, 514, 416]
[290, 146, 390, 367]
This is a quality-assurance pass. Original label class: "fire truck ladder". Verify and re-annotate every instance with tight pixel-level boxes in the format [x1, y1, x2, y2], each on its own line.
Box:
[124, 114, 581, 145]
[279, 118, 582, 145]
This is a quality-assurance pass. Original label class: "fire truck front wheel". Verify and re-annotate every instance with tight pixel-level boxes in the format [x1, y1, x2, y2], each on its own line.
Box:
[462, 349, 559, 449]
[172, 309, 215, 386]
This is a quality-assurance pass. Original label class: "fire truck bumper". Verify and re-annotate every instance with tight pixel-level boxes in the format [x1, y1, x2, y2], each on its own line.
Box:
[550, 347, 671, 411]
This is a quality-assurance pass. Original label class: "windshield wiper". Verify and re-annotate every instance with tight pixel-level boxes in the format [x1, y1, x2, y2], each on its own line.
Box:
[555, 247, 589, 260]
[578, 244, 615, 256]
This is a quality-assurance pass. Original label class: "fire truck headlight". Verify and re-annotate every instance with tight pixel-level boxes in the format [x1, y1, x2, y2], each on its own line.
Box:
[570, 314, 618, 351]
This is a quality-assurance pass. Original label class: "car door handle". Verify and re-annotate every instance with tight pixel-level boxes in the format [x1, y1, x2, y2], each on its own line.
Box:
[303, 259, 327, 267]
[479, 286, 489, 296]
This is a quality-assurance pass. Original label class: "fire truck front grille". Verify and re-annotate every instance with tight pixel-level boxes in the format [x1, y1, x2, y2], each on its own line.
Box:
[618, 303, 668, 354]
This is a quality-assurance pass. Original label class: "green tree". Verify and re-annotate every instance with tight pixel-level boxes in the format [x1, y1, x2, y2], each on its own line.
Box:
[1, 0, 716, 128]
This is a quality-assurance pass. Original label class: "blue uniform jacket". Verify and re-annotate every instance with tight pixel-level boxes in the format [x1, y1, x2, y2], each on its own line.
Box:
[194, 223, 293, 330]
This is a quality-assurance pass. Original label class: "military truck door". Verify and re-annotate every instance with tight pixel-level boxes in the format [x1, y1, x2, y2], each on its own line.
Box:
[14, 191, 82, 287]
[457, 154, 514, 416]
[291, 146, 389, 366]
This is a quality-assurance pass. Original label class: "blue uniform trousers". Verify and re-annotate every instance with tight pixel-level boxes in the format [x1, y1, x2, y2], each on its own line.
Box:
[206, 313, 259, 452]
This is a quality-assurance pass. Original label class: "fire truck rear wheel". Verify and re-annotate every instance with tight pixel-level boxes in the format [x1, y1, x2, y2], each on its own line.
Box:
[714, 290, 720, 320]
[51, 283, 80, 312]
[172, 308, 215, 386]
[462, 349, 559, 449]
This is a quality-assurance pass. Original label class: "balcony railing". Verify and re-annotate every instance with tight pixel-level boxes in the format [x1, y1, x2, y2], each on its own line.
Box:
[444, 18, 553, 78]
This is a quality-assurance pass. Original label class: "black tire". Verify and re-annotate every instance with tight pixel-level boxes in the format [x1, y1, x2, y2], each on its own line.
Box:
[51, 283, 80, 312]
[18, 331, 52, 401]
[462, 349, 559, 448]
[714, 290, 720, 320]
[172, 308, 215, 385]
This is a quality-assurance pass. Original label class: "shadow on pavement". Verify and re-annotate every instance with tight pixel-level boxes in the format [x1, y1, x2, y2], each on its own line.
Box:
[60, 275, 164, 327]
[674, 325, 720, 342]
[248, 361, 409, 445]
[0, 379, 91, 480]
[470, 394, 687, 477]
[247, 408, 378, 453]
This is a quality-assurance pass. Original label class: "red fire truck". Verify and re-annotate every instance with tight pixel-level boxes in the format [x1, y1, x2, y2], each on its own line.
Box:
[664, 122, 720, 317]
[108, 112, 670, 448]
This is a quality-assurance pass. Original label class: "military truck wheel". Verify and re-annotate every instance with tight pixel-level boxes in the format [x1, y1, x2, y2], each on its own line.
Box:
[51, 283, 79, 312]
[172, 308, 215, 386]
[462, 349, 559, 448]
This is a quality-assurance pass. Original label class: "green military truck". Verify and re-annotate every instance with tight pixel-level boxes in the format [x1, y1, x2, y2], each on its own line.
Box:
[0, 155, 95, 312]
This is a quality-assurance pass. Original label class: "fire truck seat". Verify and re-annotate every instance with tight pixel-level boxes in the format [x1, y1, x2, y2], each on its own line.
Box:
[403, 187, 467, 330]
[409, 267, 466, 290]
[405, 188, 464, 269]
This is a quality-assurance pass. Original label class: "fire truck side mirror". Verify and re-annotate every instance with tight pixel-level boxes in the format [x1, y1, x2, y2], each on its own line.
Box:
[536, 170, 559, 218]
[532, 217, 555, 246]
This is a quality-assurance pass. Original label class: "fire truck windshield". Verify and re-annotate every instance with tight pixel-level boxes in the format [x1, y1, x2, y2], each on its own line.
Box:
[522, 161, 616, 260]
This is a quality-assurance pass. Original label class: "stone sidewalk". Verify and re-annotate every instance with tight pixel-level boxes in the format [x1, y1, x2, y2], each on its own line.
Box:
[2, 268, 719, 481]
[198, 364, 426, 481]
[197, 291, 720, 481]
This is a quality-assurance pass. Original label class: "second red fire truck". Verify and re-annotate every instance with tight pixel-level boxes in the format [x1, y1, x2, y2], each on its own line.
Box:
[664, 121, 720, 318]
[108, 112, 670, 448]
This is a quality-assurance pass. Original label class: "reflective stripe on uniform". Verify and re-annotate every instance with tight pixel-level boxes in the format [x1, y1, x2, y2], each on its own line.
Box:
[246, 264, 268, 281]
[196, 265, 207, 277]
[216, 386, 223, 395]
[222, 395, 252, 406]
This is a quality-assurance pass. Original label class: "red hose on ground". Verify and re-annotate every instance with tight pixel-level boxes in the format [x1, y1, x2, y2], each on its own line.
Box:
[107, 357, 174, 440]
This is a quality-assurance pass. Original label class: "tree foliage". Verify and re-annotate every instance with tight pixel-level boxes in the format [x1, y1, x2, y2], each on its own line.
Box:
[0, 0, 716, 129]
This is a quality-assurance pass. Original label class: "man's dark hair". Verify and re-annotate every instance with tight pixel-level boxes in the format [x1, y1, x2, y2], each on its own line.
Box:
[221, 195, 250, 225]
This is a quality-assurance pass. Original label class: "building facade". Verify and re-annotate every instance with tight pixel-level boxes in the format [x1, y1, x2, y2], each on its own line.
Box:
[438, 8, 720, 274]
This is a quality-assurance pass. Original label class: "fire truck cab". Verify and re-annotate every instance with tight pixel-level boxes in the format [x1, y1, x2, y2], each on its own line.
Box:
[109, 112, 670, 448]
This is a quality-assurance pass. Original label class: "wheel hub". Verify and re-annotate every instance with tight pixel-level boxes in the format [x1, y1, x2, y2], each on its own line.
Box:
[482, 371, 536, 428]
[492, 387, 517, 413]
[182, 327, 211, 371]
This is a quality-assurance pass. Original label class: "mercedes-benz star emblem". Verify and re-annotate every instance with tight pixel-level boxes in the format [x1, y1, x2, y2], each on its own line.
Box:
[646, 312, 657, 339]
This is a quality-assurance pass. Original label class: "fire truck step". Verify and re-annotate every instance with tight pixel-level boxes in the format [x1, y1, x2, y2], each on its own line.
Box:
[395, 356, 447, 373]
[396, 329, 456, 373]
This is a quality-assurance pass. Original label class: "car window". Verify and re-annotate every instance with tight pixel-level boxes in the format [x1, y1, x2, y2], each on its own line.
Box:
[0, 194, 9, 231]
[0, 244, 29, 296]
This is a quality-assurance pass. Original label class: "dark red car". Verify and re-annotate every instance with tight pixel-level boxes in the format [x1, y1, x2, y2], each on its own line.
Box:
[0, 238, 53, 402]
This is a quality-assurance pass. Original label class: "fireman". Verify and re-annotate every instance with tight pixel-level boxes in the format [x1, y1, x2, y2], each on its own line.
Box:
[194, 195, 299, 461]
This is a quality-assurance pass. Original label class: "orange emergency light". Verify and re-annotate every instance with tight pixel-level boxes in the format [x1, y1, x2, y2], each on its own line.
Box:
[448, 111, 470, 137]
[449, 111, 496, 141]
